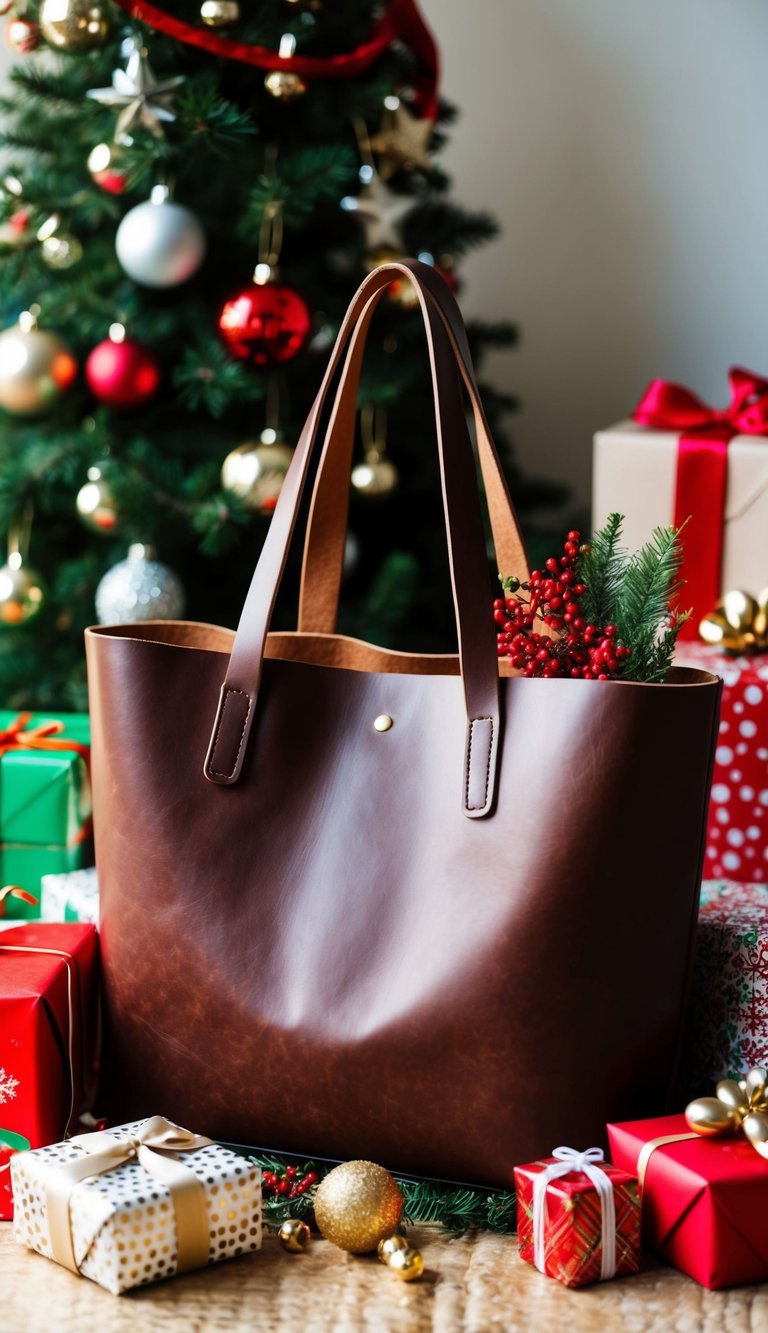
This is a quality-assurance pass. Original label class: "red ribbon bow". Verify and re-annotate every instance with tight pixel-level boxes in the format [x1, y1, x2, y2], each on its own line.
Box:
[632, 368, 768, 635]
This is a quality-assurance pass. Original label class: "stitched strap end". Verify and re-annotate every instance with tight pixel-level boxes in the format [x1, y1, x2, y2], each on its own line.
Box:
[463, 716, 497, 819]
[204, 684, 253, 785]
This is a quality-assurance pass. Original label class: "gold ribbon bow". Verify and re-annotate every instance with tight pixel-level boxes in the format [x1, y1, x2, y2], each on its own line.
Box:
[685, 1066, 768, 1158]
[699, 589, 768, 654]
[45, 1116, 215, 1276]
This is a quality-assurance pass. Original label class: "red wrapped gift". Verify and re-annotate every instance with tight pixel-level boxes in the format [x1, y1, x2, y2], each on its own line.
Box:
[608, 1114, 768, 1289]
[0, 922, 99, 1220]
[514, 1147, 641, 1287]
[675, 642, 768, 881]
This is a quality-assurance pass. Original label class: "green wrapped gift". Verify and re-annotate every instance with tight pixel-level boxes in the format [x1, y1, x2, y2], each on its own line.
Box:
[0, 711, 92, 918]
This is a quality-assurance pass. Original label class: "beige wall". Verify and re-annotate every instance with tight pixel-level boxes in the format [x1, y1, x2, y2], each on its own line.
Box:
[421, 0, 768, 509]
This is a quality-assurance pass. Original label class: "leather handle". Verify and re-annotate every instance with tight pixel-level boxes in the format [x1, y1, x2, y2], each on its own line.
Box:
[298, 259, 529, 634]
[205, 262, 502, 818]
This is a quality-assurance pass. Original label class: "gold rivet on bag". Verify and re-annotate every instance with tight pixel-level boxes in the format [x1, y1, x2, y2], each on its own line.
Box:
[373, 715, 393, 732]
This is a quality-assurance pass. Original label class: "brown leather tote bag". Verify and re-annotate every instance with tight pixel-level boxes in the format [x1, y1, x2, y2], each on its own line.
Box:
[86, 261, 721, 1187]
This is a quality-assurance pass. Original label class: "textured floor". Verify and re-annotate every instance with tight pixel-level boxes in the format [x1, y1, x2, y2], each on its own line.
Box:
[3, 1224, 768, 1332]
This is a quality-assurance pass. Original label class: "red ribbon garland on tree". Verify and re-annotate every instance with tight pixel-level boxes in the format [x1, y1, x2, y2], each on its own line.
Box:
[633, 367, 768, 637]
[111, 0, 440, 118]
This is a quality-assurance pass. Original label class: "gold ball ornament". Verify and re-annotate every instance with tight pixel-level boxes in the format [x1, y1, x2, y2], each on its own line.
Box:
[388, 1246, 425, 1282]
[278, 1218, 312, 1253]
[39, 0, 110, 51]
[200, 1, 240, 24]
[377, 1234, 409, 1263]
[0, 554, 45, 626]
[76, 467, 119, 534]
[351, 453, 399, 498]
[0, 312, 77, 416]
[313, 1160, 404, 1254]
[221, 437, 294, 516]
[264, 70, 308, 100]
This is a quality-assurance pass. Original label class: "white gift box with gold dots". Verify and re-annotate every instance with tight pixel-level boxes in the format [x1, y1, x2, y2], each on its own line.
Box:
[12, 1118, 262, 1294]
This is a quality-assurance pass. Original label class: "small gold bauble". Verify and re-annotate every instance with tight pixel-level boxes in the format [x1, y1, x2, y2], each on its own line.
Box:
[76, 468, 119, 534]
[264, 70, 307, 101]
[0, 555, 45, 626]
[200, 0, 240, 24]
[39, 0, 110, 51]
[313, 1160, 404, 1254]
[377, 1233, 409, 1264]
[221, 439, 294, 516]
[351, 454, 399, 499]
[41, 231, 82, 270]
[0, 314, 77, 416]
[388, 1246, 425, 1282]
[278, 1217, 312, 1252]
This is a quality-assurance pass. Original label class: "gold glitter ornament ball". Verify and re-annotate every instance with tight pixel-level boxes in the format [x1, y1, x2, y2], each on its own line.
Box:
[39, 0, 110, 50]
[313, 1161, 404, 1253]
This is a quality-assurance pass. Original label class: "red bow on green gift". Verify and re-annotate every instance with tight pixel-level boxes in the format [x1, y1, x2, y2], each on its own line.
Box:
[633, 367, 768, 636]
[0, 712, 90, 771]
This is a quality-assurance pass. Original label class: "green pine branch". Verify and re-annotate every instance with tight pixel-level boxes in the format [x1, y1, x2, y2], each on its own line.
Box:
[578, 512, 625, 628]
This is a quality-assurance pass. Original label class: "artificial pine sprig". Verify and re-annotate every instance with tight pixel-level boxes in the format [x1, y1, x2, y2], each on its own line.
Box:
[249, 1151, 518, 1236]
[496, 513, 689, 684]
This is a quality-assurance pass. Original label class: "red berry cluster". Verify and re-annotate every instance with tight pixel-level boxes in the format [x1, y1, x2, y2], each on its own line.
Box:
[494, 530, 631, 680]
[262, 1165, 318, 1200]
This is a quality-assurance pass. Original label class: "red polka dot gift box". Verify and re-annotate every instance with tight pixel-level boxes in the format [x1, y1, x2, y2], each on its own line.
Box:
[675, 643, 768, 881]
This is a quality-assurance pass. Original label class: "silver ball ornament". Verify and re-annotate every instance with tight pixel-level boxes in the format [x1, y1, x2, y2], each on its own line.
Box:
[95, 544, 185, 625]
[0, 554, 46, 626]
[116, 187, 206, 289]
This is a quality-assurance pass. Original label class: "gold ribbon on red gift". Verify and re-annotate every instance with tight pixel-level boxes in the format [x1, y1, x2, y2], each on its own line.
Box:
[637, 1067, 768, 1188]
[0, 712, 92, 846]
[44, 1117, 215, 1276]
[633, 368, 768, 638]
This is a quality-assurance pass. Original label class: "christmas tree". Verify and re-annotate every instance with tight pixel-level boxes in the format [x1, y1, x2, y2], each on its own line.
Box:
[0, 0, 563, 710]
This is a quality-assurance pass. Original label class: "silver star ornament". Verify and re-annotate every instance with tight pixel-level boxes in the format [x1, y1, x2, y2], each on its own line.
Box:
[87, 37, 185, 140]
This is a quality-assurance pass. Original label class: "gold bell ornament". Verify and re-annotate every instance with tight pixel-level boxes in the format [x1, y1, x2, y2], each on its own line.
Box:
[686, 1066, 768, 1157]
[277, 1218, 311, 1252]
[699, 588, 768, 655]
[377, 1232, 425, 1282]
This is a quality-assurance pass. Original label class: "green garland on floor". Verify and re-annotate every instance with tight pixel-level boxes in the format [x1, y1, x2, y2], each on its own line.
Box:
[247, 1152, 518, 1236]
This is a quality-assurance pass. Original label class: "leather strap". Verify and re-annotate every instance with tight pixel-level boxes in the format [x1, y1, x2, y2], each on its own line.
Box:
[298, 258, 528, 633]
[204, 261, 508, 818]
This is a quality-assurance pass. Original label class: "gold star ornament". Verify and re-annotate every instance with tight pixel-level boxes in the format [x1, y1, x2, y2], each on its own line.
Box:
[371, 102, 434, 180]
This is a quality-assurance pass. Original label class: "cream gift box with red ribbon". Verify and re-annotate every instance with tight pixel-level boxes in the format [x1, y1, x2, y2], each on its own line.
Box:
[592, 369, 768, 639]
[12, 1117, 262, 1295]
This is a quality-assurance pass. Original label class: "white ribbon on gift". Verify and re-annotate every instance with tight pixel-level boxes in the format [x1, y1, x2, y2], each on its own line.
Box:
[532, 1145, 617, 1281]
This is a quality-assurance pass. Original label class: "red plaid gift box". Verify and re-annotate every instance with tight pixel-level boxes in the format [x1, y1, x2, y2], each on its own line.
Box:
[514, 1147, 640, 1287]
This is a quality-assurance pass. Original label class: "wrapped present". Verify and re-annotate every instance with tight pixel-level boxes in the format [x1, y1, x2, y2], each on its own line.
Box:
[12, 1116, 262, 1294]
[593, 368, 768, 637]
[41, 867, 98, 925]
[0, 1129, 30, 1220]
[608, 1111, 768, 1288]
[513, 1146, 640, 1287]
[0, 711, 92, 918]
[0, 922, 99, 1219]
[673, 644, 768, 880]
[679, 879, 768, 1095]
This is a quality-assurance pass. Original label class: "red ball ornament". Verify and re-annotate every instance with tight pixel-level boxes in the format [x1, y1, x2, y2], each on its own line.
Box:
[218, 276, 311, 366]
[7, 16, 39, 52]
[85, 327, 160, 409]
